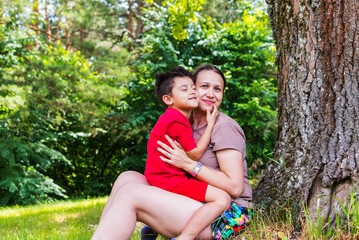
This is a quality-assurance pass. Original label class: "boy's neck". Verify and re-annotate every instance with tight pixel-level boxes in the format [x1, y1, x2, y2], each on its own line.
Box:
[192, 109, 208, 130]
[168, 106, 191, 118]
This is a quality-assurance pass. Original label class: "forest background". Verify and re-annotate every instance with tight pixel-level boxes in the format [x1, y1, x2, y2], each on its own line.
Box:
[0, 0, 277, 206]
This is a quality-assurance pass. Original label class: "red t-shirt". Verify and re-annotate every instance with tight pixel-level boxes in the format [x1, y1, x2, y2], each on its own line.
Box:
[145, 108, 207, 201]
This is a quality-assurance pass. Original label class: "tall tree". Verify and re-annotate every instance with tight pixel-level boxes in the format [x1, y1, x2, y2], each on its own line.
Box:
[254, 0, 359, 230]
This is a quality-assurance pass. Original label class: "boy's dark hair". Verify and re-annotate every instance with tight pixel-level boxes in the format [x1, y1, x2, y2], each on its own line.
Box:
[155, 66, 194, 106]
[193, 64, 226, 91]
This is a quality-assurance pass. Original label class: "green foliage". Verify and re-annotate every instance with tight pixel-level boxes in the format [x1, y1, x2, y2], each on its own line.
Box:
[124, 2, 277, 174]
[203, 0, 267, 24]
[0, 20, 69, 206]
[1, 0, 277, 206]
[165, 0, 206, 40]
[0, 18, 133, 204]
[218, 10, 277, 173]
[0, 121, 69, 206]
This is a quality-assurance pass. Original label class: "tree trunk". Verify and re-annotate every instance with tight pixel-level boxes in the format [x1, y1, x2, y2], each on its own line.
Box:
[30, 0, 40, 49]
[31, 0, 40, 35]
[135, 0, 144, 38]
[65, 29, 70, 50]
[126, 0, 134, 39]
[45, 0, 52, 42]
[0, 1, 4, 24]
[254, 0, 359, 230]
[79, 27, 84, 44]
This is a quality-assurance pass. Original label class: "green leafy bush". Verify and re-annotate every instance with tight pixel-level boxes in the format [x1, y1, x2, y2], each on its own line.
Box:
[0, 19, 132, 204]
[0, 1, 276, 205]
[118, 2, 277, 175]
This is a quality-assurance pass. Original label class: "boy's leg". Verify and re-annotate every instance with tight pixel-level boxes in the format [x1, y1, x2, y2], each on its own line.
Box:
[177, 185, 231, 240]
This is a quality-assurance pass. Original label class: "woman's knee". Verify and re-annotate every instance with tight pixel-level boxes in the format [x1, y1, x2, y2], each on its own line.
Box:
[111, 183, 147, 211]
[114, 171, 148, 188]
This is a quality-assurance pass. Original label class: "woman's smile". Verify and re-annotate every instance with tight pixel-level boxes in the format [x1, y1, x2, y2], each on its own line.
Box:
[195, 70, 224, 111]
[202, 99, 215, 105]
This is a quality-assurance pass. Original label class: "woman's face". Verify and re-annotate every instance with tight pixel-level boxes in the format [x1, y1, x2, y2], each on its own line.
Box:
[195, 70, 224, 112]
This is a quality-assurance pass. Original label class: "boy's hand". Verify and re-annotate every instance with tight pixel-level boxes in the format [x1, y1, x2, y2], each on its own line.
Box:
[206, 105, 218, 128]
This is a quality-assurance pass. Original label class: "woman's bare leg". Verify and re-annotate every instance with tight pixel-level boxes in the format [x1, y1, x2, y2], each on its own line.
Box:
[100, 171, 149, 220]
[92, 183, 213, 240]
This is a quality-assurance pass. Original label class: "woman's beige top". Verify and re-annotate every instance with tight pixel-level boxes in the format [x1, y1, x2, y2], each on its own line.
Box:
[192, 111, 253, 208]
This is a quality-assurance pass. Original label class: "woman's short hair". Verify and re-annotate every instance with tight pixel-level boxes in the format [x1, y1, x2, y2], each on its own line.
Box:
[193, 64, 226, 91]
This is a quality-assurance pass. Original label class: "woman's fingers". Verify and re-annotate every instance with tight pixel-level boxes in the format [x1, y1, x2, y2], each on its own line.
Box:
[159, 155, 170, 163]
[213, 105, 219, 116]
[157, 139, 173, 153]
[164, 135, 178, 149]
[157, 147, 172, 158]
[174, 140, 183, 149]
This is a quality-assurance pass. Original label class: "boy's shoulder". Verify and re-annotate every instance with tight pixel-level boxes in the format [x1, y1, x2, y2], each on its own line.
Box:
[163, 108, 187, 120]
[155, 108, 190, 128]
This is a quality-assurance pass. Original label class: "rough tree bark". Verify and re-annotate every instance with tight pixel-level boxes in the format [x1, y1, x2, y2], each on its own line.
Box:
[135, 0, 144, 39]
[254, 0, 359, 230]
[45, 0, 51, 42]
[31, 0, 40, 35]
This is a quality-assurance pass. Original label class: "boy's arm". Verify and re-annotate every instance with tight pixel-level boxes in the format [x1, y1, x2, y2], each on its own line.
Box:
[186, 106, 218, 161]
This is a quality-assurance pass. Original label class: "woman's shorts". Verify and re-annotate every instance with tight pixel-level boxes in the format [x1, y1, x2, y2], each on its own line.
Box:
[211, 202, 252, 239]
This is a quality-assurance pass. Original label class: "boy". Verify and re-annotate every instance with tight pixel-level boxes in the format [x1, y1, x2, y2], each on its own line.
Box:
[144, 66, 231, 240]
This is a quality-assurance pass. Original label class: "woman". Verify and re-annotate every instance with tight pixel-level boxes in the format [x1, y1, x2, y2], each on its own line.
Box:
[92, 64, 252, 240]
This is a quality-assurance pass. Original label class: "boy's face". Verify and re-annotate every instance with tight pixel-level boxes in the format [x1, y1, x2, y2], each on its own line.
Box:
[164, 76, 198, 112]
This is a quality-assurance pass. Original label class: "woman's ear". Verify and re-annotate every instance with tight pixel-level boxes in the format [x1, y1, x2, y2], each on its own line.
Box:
[162, 95, 173, 106]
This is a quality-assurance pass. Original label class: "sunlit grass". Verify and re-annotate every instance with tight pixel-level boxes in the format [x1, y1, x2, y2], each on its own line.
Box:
[0, 197, 107, 240]
[0, 197, 146, 240]
[1, 194, 358, 240]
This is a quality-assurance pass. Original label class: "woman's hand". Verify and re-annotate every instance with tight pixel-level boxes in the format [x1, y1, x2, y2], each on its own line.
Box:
[206, 105, 218, 128]
[157, 135, 196, 173]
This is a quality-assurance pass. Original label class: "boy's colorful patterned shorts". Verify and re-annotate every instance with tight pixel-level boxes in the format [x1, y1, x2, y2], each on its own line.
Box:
[211, 202, 252, 239]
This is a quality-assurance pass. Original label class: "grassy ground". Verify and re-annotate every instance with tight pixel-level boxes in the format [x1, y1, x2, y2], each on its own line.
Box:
[1, 196, 358, 240]
[0, 197, 113, 240]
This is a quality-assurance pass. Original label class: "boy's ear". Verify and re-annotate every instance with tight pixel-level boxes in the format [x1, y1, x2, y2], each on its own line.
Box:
[162, 95, 173, 105]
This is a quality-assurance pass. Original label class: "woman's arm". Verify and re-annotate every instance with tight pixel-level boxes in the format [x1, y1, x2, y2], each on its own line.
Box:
[197, 149, 244, 198]
[157, 135, 244, 198]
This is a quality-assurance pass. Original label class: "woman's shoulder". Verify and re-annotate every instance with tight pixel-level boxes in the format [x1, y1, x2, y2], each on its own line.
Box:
[214, 112, 245, 138]
[216, 112, 242, 128]
[211, 111, 246, 152]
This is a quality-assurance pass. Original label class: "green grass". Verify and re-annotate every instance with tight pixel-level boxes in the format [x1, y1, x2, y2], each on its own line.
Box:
[0, 197, 108, 240]
[1, 195, 358, 240]
[241, 192, 359, 240]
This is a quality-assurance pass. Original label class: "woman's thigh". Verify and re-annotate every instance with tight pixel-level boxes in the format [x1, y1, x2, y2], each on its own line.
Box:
[120, 183, 213, 240]
[101, 171, 149, 219]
